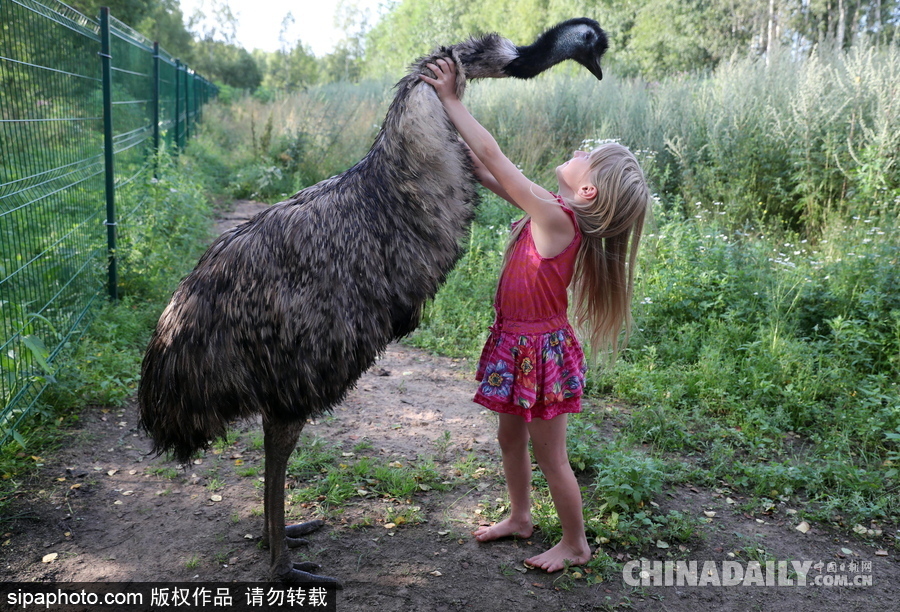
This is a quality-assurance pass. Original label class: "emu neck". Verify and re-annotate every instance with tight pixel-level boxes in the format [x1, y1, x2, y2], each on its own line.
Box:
[508, 37, 569, 78]
[374, 74, 465, 183]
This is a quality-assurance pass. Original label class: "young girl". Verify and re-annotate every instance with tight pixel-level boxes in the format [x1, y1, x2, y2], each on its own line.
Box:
[421, 59, 650, 573]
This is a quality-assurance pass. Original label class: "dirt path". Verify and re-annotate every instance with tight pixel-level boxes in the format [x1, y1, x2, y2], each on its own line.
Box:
[1, 201, 897, 611]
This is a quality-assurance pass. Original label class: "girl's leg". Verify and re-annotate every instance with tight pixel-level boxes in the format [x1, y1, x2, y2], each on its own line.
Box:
[474, 413, 534, 541]
[524, 413, 591, 572]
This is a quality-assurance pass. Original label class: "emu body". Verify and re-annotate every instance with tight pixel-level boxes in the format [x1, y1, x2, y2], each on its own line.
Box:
[139, 19, 607, 585]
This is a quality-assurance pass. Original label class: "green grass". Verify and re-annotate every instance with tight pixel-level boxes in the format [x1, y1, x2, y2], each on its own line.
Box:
[184, 555, 201, 570]
[148, 467, 179, 480]
[608, 209, 899, 523]
[286, 440, 453, 522]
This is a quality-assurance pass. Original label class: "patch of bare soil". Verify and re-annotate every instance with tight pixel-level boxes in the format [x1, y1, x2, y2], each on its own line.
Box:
[1, 201, 897, 611]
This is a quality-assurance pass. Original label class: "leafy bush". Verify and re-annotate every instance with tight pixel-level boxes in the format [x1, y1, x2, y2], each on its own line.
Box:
[592, 446, 666, 514]
[116, 151, 213, 301]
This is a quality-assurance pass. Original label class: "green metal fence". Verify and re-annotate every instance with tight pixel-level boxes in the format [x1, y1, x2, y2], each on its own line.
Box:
[0, 0, 216, 445]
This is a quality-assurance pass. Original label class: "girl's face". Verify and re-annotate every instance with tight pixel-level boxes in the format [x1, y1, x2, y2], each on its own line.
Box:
[556, 150, 594, 202]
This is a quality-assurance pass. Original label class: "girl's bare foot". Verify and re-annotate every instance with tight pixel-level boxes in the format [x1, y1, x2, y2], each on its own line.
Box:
[473, 516, 533, 542]
[524, 539, 591, 573]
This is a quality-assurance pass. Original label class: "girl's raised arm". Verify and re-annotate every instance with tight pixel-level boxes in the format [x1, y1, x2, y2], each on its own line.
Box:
[421, 59, 575, 256]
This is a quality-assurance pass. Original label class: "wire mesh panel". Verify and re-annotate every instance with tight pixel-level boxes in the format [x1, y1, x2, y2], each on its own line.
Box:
[108, 15, 155, 223]
[157, 48, 177, 151]
[0, 0, 216, 444]
[0, 0, 106, 441]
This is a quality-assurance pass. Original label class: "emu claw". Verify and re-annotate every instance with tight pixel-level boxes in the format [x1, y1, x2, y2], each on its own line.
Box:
[293, 561, 321, 572]
[285, 520, 325, 537]
[285, 520, 325, 548]
[278, 566, 343, 589]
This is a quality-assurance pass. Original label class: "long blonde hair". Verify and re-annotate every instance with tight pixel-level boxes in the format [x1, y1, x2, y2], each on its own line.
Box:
[501, 142, 651, 363]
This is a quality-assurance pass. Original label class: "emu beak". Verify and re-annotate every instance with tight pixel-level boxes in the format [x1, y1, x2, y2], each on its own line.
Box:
[584, 56, 604, 80]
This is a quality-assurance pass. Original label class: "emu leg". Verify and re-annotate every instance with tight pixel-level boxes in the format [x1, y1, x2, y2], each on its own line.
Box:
[262, 416, 341, 586]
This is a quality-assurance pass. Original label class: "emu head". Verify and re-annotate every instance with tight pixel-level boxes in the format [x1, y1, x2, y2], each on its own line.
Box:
[506, 18, 607, 80]
[452, 18, 608, 81]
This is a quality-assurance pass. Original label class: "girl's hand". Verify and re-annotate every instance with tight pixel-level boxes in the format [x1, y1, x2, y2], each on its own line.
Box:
[419, 58, 458, 103]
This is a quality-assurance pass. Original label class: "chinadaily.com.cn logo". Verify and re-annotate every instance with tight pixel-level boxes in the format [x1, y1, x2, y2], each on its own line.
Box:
[623, 559, 874, 587]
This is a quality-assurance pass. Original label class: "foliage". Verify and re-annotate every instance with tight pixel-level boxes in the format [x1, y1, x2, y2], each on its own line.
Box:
[621, 207, 899, 432]
[255, 44, 320, 92]
[185, 82, 391, 201]
[67, 0, 158, 28]
[191, 39, 263, 90]
[66, 0, 195, 60]
[81, 0, 898, 95]
[61, 0, 900, 95]
[609, 209, 899, 520]
[360, 0, 900, 79]
[116, 151, 214, 300]
[592, 445, 666, 514]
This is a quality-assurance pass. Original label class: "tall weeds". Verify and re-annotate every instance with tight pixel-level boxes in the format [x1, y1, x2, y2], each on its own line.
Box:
[189, 81, 392, 201]
[202, 43, 898, 236]
[470, 43, 900, 232]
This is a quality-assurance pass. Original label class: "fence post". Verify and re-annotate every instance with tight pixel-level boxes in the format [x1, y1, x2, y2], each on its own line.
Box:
[174, 59, 181, 150]
[152, 41, 160, 177]
[99, 7, 118, 301]
[184, 66, 190, 141]
[191, 74, 197, 130]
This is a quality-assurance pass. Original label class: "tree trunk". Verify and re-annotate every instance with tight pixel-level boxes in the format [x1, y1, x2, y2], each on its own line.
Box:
[766, 0, 777, 64]
[836, 0, 846, 49]
[875, 0, 883, 44]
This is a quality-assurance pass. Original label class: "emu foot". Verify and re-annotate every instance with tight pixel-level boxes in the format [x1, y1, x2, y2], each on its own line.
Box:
[273, 520, 342, 588]
[274, 561, 343, 589]
[285, 519, 325, 548]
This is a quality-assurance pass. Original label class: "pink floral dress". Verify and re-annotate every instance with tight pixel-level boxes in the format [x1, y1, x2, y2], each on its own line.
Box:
[474, 199, 586, 421]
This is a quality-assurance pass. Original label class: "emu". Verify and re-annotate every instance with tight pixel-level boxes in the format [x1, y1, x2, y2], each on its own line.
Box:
[139, 18, 607, 585]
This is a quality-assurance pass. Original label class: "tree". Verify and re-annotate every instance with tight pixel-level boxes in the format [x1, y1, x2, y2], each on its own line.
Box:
[67, 0, 157, 24]
[361, 0, 898, 82]
[362, 0, 551, 77]
[192, 39, 262, 89]
[186, 0, 240, 46]
[261, 43, 319, 91]
[136, 0, 195, 61]
[182, 0, 261, 89]
[784, 0, 900, 49]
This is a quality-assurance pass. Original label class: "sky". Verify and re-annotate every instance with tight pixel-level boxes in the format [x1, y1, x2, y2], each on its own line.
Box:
[177, 0, 386, 56]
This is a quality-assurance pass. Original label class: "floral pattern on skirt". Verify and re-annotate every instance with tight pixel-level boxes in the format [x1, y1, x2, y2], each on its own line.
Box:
[475, 325, 586, 422]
